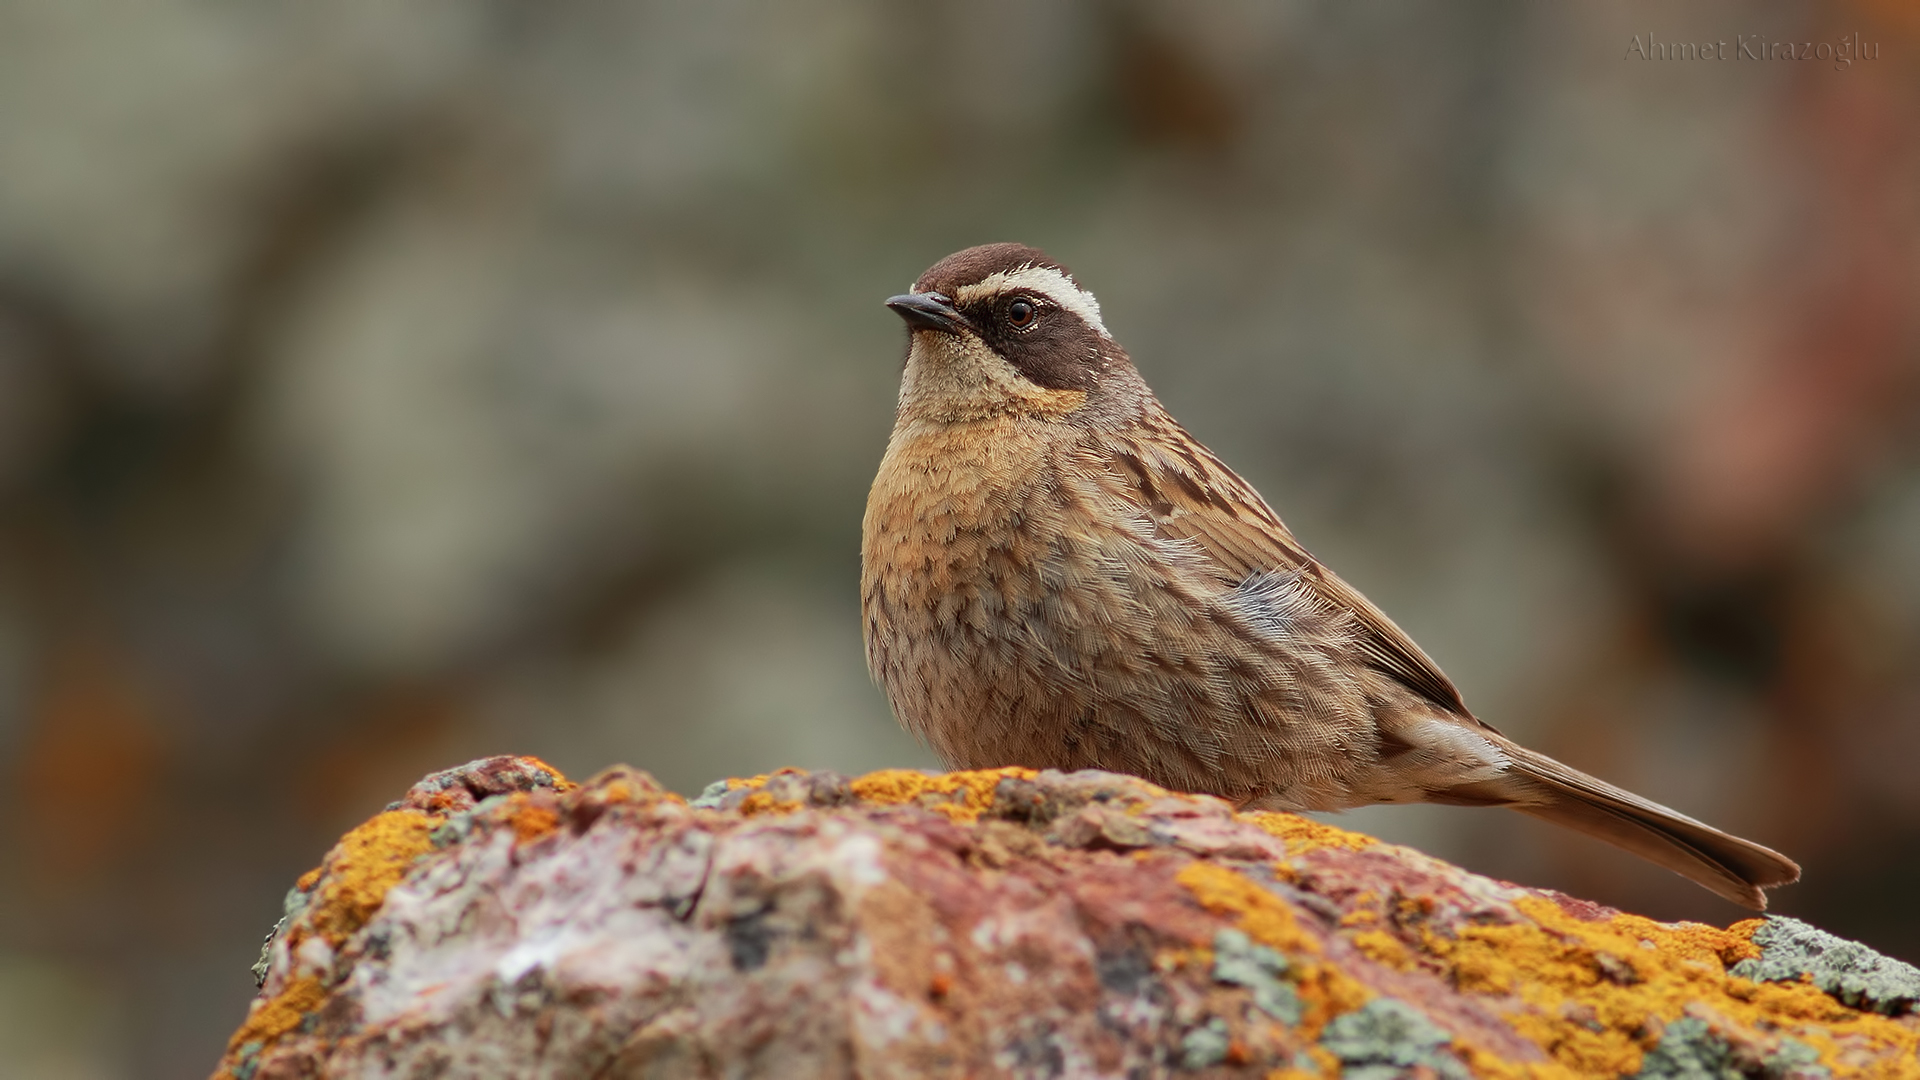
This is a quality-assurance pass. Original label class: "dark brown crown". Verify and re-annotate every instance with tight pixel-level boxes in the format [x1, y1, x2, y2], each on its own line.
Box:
[912, 243, 1075, 296]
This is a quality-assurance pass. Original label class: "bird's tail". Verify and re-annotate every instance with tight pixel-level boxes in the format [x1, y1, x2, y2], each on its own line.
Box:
[1447, 742, 1800, 910]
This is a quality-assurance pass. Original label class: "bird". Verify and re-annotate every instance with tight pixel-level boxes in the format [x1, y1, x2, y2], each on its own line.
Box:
[860, 242, 1800, 909]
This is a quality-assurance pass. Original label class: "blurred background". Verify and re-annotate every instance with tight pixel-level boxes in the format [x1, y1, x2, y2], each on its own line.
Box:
[1, 1, 1917, 1075]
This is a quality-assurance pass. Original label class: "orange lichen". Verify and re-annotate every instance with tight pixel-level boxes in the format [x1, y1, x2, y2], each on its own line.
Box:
[217, 775, 571, 1077]
[1456, 1042, 1555, 1080]
[1171, 851, 1920, 1078]
[304, 809, 441, 944]
[726, 767, 803, 792]
[1242, 811, 1378, 855]
[848, 767, 1037, 824]
[711, 769, 811, 816]
[601, 778, 637, 802]
[515, 755, 576, 791]
[505, 797, 559, 843]
[213, 812, 445, 1076]
[1297, 963, 1376, 1030]
[218, 975, 327, 1066]
[570, 766, 686, 812]
[1177, 861, 1321, 957]
[1176, 861, 1376, 1038]
[412, 789, 470, 813]
[408, 757, 574, 813]
[717, 767, 1043, 822]
[1724, 917, 1766, 958]
[1339, 902, 1382, 927]
[1351, 929, 1415, 971]
[1280, 1043, 1341, 1079]
[1422, 895, 1920, 1078]
[1155, 945, 1201, 976]
[737, 791, 804, 816]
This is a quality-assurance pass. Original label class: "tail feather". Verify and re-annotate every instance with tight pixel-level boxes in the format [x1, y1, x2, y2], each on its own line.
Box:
[1460, 743, 1801, 910]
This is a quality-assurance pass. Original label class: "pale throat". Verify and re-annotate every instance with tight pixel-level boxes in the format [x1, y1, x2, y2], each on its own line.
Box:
[894, 332, 1087, 424]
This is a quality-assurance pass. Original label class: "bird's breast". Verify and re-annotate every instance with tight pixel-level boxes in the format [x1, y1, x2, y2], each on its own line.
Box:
[862, 419, 1080, 646]
[862, 418, 1164, 773]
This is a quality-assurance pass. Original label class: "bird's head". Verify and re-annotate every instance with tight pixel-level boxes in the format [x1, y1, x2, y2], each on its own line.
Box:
[885, 243, 1142, 425]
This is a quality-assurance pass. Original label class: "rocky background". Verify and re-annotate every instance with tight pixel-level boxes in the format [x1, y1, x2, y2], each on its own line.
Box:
[1, 3, 1918, 1077]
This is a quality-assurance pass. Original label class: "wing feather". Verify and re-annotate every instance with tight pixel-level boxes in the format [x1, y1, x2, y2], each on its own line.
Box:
[1085, 421, 1472, 719]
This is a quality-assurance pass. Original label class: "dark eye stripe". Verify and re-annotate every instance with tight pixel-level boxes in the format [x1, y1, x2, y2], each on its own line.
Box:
[950, 294, 1101, 393]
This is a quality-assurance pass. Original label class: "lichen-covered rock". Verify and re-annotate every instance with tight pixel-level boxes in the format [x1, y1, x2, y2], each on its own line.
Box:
[215, 757, 1920, 1079]
[1731, 917, 1920, 1018]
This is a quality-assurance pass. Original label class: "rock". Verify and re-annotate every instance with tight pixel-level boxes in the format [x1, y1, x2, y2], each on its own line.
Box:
[214, 757, 1920, 1079]
[1730, 917, 1920, 1017]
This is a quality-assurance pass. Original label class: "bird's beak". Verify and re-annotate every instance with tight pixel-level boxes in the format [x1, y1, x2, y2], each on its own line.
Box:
[886, 292, 969, 335]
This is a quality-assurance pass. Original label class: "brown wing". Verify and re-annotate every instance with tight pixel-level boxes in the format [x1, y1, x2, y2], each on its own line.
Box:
[1083, 418, 1473, 719]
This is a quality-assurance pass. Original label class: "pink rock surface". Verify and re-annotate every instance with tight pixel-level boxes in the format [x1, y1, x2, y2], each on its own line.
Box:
[215, 758, 1920, 1079]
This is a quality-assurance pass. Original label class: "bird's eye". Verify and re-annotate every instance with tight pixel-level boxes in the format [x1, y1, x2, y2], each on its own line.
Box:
[1007, 298, 1038, 330]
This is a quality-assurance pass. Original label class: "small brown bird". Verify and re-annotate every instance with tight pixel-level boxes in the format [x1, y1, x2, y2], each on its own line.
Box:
[861, 242, 1800, 909]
